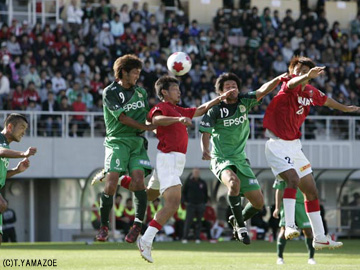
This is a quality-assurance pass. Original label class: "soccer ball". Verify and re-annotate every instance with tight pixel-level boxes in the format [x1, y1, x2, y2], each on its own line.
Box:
[167, 52, 192, 76]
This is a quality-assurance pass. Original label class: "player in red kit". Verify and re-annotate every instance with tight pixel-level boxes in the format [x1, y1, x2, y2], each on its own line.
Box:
[136, 76, 235, 263]
[263, 56, 360, 250]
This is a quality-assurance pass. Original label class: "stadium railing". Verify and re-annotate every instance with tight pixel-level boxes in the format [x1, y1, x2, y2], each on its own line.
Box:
[1, 111, 359, 140]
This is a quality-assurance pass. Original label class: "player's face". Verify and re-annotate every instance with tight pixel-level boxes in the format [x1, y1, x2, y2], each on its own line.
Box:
[293, 64, 310, 76]
[9, 120, 28, 142]
[123, 68, 141, 87]
[164, 83, 181, 103]
[221, 80, 239, 100]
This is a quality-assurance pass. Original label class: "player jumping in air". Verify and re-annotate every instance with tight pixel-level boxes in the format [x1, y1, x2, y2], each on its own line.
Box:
[263, 56, 360, 249]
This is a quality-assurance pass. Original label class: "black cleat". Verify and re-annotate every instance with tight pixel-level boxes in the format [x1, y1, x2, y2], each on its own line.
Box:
[228, 215, 251, 245]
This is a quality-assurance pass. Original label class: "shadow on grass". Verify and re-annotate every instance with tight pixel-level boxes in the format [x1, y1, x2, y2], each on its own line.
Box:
[1, 240, 359, 254]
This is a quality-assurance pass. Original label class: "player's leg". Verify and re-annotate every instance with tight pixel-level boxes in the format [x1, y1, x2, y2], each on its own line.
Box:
[265, 139, 300, 239]
[242, 190, 264, 221]
[276, 226, 286, 264]
[146, 170, 161, 202]
[298, 173, 343, 250]
[295, 201, 315, 264]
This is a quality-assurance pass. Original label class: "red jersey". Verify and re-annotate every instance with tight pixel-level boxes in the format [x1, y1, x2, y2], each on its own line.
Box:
[263, 81, 327, 140]
[148, 102, 196, 154]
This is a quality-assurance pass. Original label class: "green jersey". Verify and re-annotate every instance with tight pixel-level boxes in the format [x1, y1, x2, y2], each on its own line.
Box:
[199, 92, 260, 159]
[0, 133, 9, 189]
[273, 180, 304, 203]
[103, 82, 150, 144]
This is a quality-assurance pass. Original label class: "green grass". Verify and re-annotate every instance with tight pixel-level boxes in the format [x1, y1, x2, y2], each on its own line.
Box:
[1, 240, 359, 270]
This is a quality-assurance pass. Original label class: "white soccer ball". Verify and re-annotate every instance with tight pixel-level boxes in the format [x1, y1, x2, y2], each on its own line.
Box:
[167, 52, 192, 76]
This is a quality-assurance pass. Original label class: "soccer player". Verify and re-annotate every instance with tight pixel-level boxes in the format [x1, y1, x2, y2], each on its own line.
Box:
[263, 56, 359, 249]
[273, 179, 316, 265]
[96, 54, 156, 243]
[200, 72, 285, 245]
[0, 113, 37, 245]
[137, 75, 235, 263]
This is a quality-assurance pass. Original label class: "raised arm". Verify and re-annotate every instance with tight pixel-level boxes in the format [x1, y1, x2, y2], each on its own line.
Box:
[193, 89, 237, 117]
[0, 147, 37, 159]
[324, 97, 360, 113]
[201, 132, 212, 160]
[287, 66, 325, 89]
[151, 112, 192, 127]
[255, 73, 286, 101]
[119, 113, 156, 131]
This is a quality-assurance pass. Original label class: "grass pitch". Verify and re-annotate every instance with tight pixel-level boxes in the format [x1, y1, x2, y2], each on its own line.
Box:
[1, 240, 359, 270]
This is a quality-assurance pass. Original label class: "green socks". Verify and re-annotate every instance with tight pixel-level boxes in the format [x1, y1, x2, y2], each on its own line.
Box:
[277, 237, 287, 258]
[306, 238, 315, 259]
[227, 195, 245, 227]
[100, 192, 113, 227]
[242, 202, 261, 221]
[133, 190, 147, 226]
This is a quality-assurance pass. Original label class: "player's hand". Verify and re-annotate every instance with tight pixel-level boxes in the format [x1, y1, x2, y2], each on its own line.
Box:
[179, 117, 192, 126]
[23, 147, 37, 157]
[0, 193, 8, 213]
[344, 106, 360, 113]
[220, 89, 237, 101]
[17, 158, 30, 173]
[202, 149, 211, 160]
[307, 66, 325, 79]
[273, 208, 280, 219]
[144, 124, 157, 131]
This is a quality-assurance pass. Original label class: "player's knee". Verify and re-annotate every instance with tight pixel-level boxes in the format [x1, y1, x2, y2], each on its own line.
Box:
[287, 176, 300, 189]
[253, 198, 264, 210]
[228, 178, 240, 193]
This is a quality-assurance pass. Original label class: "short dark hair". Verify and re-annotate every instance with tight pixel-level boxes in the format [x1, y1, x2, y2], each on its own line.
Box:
[214, 73, 241, 94]
[113, 54, 142, 80]
[154, 76, 179, 100]
[4, 113, 28, 127]
[289, 56, 315, 74]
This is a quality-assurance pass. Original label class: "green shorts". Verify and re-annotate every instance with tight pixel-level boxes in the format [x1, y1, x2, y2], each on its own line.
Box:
[104, 136, 152, 177]
[279, 202, 311, 228]
[210, 157, 260, 196]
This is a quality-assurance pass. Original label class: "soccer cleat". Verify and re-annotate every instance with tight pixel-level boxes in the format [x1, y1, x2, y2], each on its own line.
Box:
[195, 239, 201, 244]
[276, 258, 284, 265]
[308, 258, 316, 265]
[312, 235, 343, 250]
[96, 226, 109, 242]
[125, 224, 142, 243]
[284, 225, 300, 240]
[91, 169, 106, 186]
[228, 215, 250, 245]
[181, 239, 188, 244]
[137, 237, 153, 263]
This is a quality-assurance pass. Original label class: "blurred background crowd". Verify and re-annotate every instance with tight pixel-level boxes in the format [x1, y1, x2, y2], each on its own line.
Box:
[0, 0, 360, 133]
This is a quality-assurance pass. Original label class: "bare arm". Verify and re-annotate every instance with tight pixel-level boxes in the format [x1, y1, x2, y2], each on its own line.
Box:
[201, 132, 211, 160]
[151, 112, 192, 127]
[0, 147, 37, 159]
[273, 189, 284, 219]
[255, 73, 286, 101]
[287, 66, 325, 89]
[324, 97, 360, 113]
[193, 89, 237, 117]
[6, 158, 30, 178]
[119, 113, 156, 131]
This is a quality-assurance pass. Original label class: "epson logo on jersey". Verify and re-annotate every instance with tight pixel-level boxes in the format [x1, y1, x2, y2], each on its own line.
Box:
[223, 114, 247, 127]
[123, 100, 145, 112]
[297, 96, 313, 106]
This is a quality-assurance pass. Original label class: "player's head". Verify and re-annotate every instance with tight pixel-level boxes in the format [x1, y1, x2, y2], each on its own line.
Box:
[155, 75, 180, 103]
[3, 113, 28, 142]
[215, 73, 240, 100]
[288, 56, 315, 76]
[113, 54, 142, 86]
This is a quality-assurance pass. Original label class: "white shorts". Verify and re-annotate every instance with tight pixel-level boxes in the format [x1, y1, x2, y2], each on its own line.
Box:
[265, 138, 312, 180]
[147, 151, 186, 195]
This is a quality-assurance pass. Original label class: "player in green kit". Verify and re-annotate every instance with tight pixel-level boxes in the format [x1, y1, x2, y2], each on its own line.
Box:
[0, 113, 37, 245]
[200, 72, 286, 244]
[96, 55, 156, 243]
[273, 179, 316, 265]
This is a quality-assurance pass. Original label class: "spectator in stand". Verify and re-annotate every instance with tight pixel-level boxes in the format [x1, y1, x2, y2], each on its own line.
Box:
[24, 66, 41, 89]
[70, 93, 88, 137]
[0, 70, 10, 109]
[66, 81, 81, 105]
[67, 0, 84, 38]
[73, 54, 90, 78]
[119, 4, 131, 26]
[81, 85, 93, 110]
[24, 81, 41, 105]
[0, 54, 12, 80]
[41, 91, 61, 137]
[6, 34, 22, 56]
[11, 83, 26, 110]
[96, 23, 114, 54]
[51, 70, 67, 95]
[82, 1, 94, 22]
[110, 13, 124, 38]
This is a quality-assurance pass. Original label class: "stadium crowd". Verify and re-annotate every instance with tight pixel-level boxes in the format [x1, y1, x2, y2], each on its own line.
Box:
[0, 0, 360, 136]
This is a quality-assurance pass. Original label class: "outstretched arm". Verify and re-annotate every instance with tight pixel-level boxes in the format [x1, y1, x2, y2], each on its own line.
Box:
[119, 113, 156, 131]
[193, 89, 237, 117]
[255, 73, 287, 101]
[287, 66, 325, 89]
[6, 158, 30, 178]
[324, 98, 360, 113]
[201, 132, 212, 160]
[0, 147, 37, 159]
[151, 112, 192, 127]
